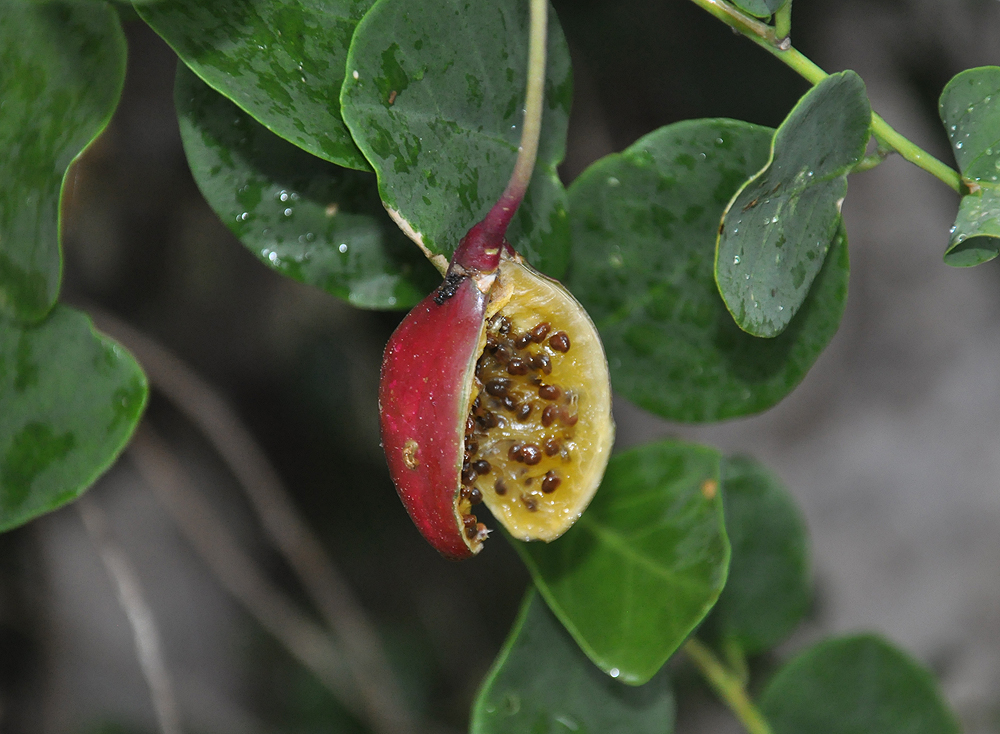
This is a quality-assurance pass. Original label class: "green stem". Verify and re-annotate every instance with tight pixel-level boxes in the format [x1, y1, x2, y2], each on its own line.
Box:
[504, 0, 547, 205]
[871, 114, 962, 191]
[478, 0, 547, 240]
[685, 0, 963, 193]
[773, 1, 792, 41]
[684, 638, 774, 734]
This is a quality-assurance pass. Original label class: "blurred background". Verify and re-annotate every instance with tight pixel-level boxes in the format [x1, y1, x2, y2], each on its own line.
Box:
[2, 0, 1000, 732]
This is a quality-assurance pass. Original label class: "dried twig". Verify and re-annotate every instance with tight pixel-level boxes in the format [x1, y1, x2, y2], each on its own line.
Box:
[127, 424, 363, 718]
[89, 307, 415, 734]
[77, 494, 183, 734]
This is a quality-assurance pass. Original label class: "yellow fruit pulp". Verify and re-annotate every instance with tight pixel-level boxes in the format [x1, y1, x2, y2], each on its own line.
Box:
[458, 256, 614, 542]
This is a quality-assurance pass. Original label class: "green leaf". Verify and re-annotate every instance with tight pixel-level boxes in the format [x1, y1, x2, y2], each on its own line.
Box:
[0, 1, 126, 321]
[568, 119, 849, 423]
[702, 455, 810, 655]
[175, 65, 438, 310]
[760, 635, 962, 734]
[514, 440, 729, 685]
[340, 0, 573, 277]
[0, 306, 148, 533]
[471, 590, 675, 734]
[939, 66, 1000, 266]
[136, 0, 371, 171]
[715, 71, 869, 338]
[729, 0, 786, 19]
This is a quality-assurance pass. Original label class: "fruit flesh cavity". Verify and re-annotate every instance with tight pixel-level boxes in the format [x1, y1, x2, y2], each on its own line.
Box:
[461, 256, 614, 542]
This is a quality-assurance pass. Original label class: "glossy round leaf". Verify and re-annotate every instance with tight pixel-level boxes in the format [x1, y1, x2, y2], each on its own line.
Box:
[716, 71, 869, 337]
[568, 119, 849, 423]
[703, 455, 810, 654]
[175, 65, 437, 310]
[471, 590, 675, 734]
[137, 0, 371, 170]
[340, 0, 572, 277]
[515, 440, 729, 685]
[939, 66, 1000, 266]
[0, 1, 126, 321]
[760, 635, 961, 734]
[1, 306, 148, 533]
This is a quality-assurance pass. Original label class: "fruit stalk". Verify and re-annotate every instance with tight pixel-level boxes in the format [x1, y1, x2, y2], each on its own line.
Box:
[451, 0, 548, 273]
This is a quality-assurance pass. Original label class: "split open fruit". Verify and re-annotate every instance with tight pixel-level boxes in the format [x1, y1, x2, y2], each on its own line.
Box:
[379, 239, 614, 559]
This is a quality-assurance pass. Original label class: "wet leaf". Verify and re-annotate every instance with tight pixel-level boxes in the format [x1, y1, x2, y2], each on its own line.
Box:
[568, 119, 849, 423]
[0, 1, 126, 322]
[715, 71, 868, 338]
[702, 455, 810, 654]
[761, 635, 962, 734]
[340, 0, 572, 277]
[136, 0, 371, 170]
[175, 66, 438, 310]
[0, 306, 147, 533]
[939, 66, 1000, 266]
[730, 0, 786, 19]
[515, 440, 729, 685]
[471, 590, 675, 734]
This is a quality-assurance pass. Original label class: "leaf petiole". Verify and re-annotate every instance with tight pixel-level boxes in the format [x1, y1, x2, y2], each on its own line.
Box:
[685, 0, 963, 193]
[773, 0, 791, 41]
[684, 637, 774, 734]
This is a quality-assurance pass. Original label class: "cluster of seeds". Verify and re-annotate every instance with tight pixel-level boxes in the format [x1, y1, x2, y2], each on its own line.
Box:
[458, 313, 578, 535]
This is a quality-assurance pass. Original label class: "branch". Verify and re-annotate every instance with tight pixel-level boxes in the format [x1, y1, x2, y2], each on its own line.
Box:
[77, 495, 183, 734]
[88, 307, 416, 734]
[685, 0, 963, 193]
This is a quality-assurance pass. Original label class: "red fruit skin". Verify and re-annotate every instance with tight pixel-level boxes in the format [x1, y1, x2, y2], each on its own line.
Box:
[379, 276, 487, 559]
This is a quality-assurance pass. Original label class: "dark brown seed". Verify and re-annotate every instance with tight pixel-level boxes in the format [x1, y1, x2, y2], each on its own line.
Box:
[486, 378, 511, 397]
[473, 460, 491, 475]
[462, 466, 478, 485]
[486, 334, 499, 351]
[530, 322, 551, 343]
[463, 514, 477, 531]
[542, 470, 561, 493]
[514, 333, 532, 349]
[466, 439, 479, 454]
[522, 496, 538, 512]
[561, 410, 579, 426]
[497, 316, 511, 334]
[494, 344, 513, 364]
[525, 477, 534, 486]
[472, 395, 481, 410]
[469, 487, 483, 504]
[495, 479, 507, 496]
[541, 404, 559, 427]
[507, 357, 529, 376]
[520, 444, 542, 465]
[539, 384, 561, 401]
[544, 439, 561, 456]
[479, 412, 499, 429]
[501, 395, 518, 412]
[516, 403, 533, 420]
[466, 416, 475, 435]
[460, 485, 471, 500]
[529, 353, 552, 374]
[548, 332, 571, 352]
[508, 443, 524, 461]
